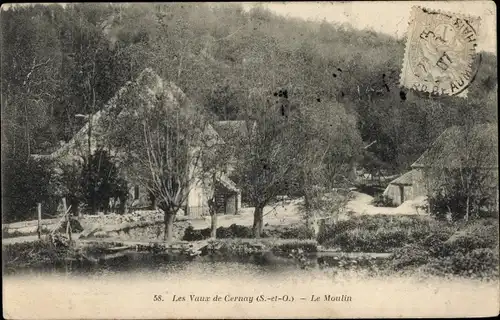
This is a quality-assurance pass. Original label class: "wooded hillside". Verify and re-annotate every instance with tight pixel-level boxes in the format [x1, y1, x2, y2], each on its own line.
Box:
[1, 3, 497, 172]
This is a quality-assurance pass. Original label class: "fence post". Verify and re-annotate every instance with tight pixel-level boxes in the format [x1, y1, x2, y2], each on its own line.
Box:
[62, 197, 72, 241]
[37, 203, 42, 239]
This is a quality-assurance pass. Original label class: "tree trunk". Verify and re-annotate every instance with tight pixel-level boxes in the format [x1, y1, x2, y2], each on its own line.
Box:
[210, 212, 217, 239]
[208, 195, 217, 239]
[465, 196, 470, 221]
[164, 212, 175, 243]
[304, 192, 311, 211]
[253, 205, 264, 238]
[118, 196, 126, 215]
[304, 193, 316, 239]
[150, 192, 157, 210]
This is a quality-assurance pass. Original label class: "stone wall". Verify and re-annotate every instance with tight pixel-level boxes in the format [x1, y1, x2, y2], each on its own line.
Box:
[79, 211, 192, 242]
[102, 220, 191, 242]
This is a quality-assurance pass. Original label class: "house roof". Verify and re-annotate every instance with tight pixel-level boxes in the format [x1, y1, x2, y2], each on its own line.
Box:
[48, 68, 197, 160]
[217, 174, 240, 193]
[411, 123, 498, 169]
[389, 169, 418, 186]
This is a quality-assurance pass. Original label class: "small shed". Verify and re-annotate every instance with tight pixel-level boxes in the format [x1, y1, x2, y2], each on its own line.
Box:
[383, 169, 425, 206]
[214, 174, 241, 215]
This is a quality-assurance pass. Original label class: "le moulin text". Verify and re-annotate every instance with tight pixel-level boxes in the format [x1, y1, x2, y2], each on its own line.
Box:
[167, 294, 352, 303]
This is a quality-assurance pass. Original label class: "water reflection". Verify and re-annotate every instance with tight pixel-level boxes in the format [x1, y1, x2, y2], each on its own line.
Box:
[4, 248, 394, 280]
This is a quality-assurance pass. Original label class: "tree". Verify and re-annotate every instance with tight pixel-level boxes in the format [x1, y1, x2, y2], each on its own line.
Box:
[426, 123, 498, 221]
[80, 149, 129, 214]
[199, 121, 233, 239]
[107, 69, 214, 242]
[2, 158, 60, 223]
[231, 89, 300, 238]
[291, 99, 362, 235]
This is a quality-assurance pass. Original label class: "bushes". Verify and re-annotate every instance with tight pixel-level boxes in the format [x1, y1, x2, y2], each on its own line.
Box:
[421, 231, 454, 255]
[391, 244, 431, 270]
[387, 218, 499, 278]
[324, 228, 413, 252]
[427, 168, 498, 221]
[318, 215, 436, 252]
[318, 214, 497, 260]
[420, 248, 499, 278]
[441, 232, 496, 256]
[272, 240, 317, 253]
[182, 224, 314, 241]
[2, 150, 129, 223]
[217, 224, 254, 239]
[266, 224, 314, 239]
[371, 194, 397, 207]
[390, 244, 499, 278]
[2, 158, 61, 223]
[183, 226, 211, 241]
[182, 224, 258, 241]
[2, 240, 79, 272]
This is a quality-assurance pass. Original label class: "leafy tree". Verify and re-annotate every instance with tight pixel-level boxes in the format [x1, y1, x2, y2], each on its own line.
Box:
[80, 149, 128, 214]
[2, 158, 59, 222]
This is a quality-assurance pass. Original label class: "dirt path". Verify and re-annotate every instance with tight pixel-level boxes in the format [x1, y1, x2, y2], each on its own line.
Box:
[190, 200, 304, 230]
[2, 234, 82, 246]
[346, 191, 427, 216]
[3, 191, 427, 245]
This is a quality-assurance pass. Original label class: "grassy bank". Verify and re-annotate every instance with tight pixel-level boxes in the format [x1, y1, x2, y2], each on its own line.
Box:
[182, 223, 313, 241]
[318, 215, 499, 280]
[3, 215, 498, 280]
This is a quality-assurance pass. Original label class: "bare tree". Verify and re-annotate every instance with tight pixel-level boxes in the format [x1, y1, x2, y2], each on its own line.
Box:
[107, 69, 214, 242]
[230, 90, 300, 238]
[199, 131, 233, 239]
[425, 123, 498, 221]
[292, 99, 362, 236]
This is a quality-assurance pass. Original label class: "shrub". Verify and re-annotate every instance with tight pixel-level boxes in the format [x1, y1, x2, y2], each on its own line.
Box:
[182, 226, 210, 241]
[2, 158, 61, 223]
[272, 240, 317, 253]
[182, 224, 257, 241]
[427, 248, 499, 277]
[441, 232, 494, 256]
[271, 224, 314, 240]
[217, 224, 254, 238]
[427, 168, 498, 221]
[3, 240, 79, 272]
[371, 194, 397, 207]
[421, 231, 454, 255]
[390, 244, 430, 270]
[318, 215, 437, 252]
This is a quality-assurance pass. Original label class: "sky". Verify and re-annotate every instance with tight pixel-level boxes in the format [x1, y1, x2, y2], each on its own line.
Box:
[241, 1, 497, 53]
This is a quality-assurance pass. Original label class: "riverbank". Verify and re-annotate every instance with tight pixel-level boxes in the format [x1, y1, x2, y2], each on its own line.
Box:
[3, 214, 498, 280]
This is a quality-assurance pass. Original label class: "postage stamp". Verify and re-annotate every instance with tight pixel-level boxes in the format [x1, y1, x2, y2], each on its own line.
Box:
[400, 6, 481, 97]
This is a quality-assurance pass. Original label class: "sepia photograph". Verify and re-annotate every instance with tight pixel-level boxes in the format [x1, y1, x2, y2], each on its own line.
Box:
[1, 1, 498, 319]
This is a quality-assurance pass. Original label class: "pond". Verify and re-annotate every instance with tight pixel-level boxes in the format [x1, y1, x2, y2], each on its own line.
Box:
[3, 250, 499, 319]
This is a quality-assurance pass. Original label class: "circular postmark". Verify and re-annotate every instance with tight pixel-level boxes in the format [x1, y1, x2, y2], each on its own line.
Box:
[404, 7, 480, 97]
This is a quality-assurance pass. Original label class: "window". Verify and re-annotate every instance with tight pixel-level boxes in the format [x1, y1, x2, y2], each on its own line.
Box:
[134, 185, 140, 200]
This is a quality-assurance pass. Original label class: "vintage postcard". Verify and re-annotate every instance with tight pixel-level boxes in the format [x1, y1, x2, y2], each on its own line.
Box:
[2, 1, 498, 319]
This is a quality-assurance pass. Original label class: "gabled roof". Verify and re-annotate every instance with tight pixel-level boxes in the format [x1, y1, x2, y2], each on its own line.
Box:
[48, 68, 196, 160]
[389, 169, 420, 186]
[411, 123, 498, 169]
[217, 174, 240, 193]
